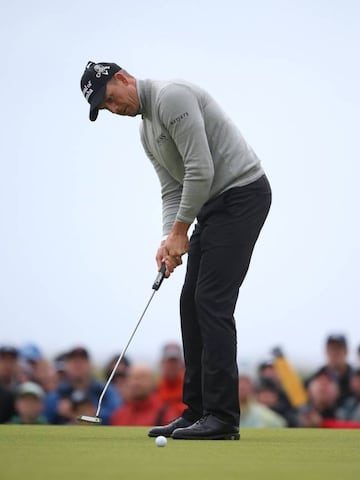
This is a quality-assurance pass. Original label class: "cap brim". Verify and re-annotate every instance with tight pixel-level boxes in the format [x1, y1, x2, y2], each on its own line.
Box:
[89, 85, 106, 122]
[90, 108, 99, 122]
[18, 392, 43, 400]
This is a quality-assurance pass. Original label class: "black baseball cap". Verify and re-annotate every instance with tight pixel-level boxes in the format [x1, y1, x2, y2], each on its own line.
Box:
[326, 334, 347, 347]
[80, 61, 122, 121]
[66, 347, 90, 360]
[0, 346, 18, 357]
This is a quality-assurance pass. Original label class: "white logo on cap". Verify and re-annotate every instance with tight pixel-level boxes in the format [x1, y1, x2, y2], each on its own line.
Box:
[94, 64, 110, 78]
[82, 80, 94, 100]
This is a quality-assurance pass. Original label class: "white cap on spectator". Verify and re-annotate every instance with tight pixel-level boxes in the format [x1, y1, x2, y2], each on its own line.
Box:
[17, 382, 44, 400]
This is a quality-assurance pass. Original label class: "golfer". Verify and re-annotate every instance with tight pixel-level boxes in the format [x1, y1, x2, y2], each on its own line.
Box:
[80, 61, 272, 440]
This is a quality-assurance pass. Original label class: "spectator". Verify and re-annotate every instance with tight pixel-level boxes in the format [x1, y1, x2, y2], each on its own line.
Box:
[0, 385, 15, 423]
[0, 346, 19, 423]
[18, 344, 58, 393]
[0, 346, 19, 391]
[156, 343, 186, 418]
[358, 345, 360, 367]
[308, 334, 353, 404]
[9, 382, 47, 425]
[17, 358, 34, 384]
[111, 365, 176, 426]
[44, 347, 121, 425]
[38, 364, 59, 394]
[19, 343, 42, 368]
[53, 352, 67, 384]
[351, 369, 360, 396]
[258, 357, 294, 416]
[255, 378, 284, 412]
[298, 371, 340, 427]
[255, 377, 298, 427]
[337, 369, 360, 423]
[258, 359, 278, 382]
[71, 391, 96, 425]
[239, 375, 287, 428]
[105, 354, 131, 401]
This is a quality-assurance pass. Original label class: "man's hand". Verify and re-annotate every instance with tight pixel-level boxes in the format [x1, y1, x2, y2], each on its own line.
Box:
[156, 221, 190, 276]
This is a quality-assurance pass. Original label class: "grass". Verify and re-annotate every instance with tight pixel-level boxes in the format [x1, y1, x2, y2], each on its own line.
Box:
[0, 426, 359, 480]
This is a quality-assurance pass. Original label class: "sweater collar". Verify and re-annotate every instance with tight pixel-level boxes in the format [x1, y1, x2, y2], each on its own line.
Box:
[136, 79, 152, 119]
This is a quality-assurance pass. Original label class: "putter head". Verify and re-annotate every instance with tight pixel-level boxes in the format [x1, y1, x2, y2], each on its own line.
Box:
[77, 415, 102, 424]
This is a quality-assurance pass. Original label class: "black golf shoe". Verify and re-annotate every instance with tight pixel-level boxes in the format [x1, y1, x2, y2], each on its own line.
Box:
[148, 416, 195, 438]
[171, 414, 240, 440]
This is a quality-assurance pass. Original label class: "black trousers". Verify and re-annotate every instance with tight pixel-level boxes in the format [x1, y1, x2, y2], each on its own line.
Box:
[180, 175, 272, 425]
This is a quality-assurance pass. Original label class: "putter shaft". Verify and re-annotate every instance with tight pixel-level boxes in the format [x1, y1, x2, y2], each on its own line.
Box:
[93, 264, 166, 419]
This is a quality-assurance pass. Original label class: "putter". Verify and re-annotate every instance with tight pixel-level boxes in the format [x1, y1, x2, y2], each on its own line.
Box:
[78, 263, 167, 424]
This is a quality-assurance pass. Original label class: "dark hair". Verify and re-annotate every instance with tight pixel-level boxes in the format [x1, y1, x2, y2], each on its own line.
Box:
[105, 355, 131, 381]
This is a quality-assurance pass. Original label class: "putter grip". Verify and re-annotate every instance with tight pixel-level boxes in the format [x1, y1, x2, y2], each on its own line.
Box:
[152, 263, 166, 291]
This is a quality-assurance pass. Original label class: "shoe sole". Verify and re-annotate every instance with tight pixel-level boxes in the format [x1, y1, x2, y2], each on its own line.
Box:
[148, 432, 173, 438]
[172, 433, 240, 440]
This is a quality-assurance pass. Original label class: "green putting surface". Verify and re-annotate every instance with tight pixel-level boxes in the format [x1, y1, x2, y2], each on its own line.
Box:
[0, 426, 359, 480]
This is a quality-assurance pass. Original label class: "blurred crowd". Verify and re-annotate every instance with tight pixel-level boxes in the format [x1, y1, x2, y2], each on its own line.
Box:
[1, 334, 359, 428]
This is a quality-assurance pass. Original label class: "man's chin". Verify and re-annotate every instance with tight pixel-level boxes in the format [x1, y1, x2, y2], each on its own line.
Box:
[125, 108, 139, 117]
[115, 110, 137, 117]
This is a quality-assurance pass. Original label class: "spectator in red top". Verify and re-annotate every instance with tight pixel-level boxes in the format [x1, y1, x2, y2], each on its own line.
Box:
[111, 365, 176, 426]
[156, 343, 186, 418]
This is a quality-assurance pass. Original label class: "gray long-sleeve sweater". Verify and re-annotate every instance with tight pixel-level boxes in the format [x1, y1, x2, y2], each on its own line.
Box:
[138, 79, 264, 236]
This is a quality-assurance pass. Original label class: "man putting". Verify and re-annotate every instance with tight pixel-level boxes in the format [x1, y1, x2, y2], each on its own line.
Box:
[80, 61, 272, 440]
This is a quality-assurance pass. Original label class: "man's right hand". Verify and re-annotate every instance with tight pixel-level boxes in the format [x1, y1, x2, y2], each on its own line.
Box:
[156, 240, 184, 277]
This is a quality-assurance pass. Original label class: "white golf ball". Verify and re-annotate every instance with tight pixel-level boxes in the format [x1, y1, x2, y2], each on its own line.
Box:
[155, 436, 167, 447]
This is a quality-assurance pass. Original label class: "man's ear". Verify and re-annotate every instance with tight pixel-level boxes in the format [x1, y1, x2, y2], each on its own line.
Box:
[113, 71, 129, 85]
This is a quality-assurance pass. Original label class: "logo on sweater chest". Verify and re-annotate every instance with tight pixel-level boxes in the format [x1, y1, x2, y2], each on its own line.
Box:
[170, 112, 189, 126]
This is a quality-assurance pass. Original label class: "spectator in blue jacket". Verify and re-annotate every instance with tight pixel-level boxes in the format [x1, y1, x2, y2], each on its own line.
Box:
[44, 347, 121, 425]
